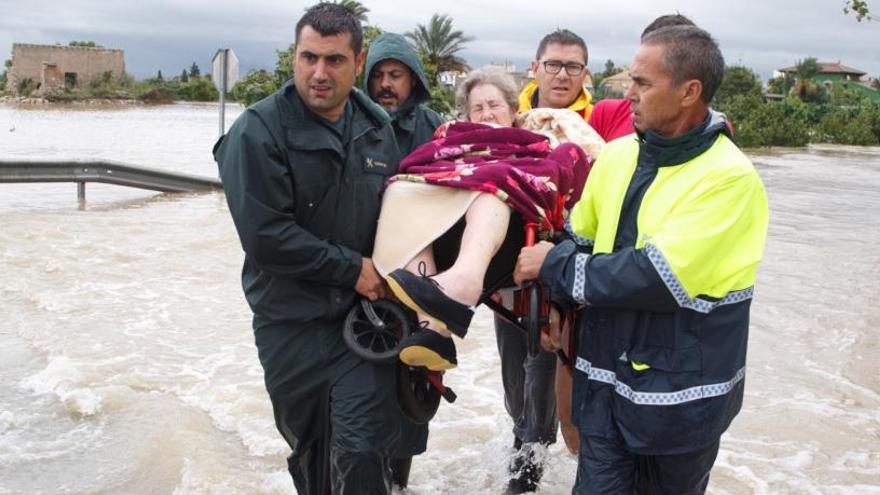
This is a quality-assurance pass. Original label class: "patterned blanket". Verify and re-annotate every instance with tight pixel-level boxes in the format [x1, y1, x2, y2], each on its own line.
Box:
[390, 117, 597, 232]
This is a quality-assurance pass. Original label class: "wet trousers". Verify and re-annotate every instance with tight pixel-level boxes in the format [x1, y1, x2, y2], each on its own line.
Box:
[494, 314, 558, 445]
[254, 318, 401, 495]
[573, 430, 720, 494]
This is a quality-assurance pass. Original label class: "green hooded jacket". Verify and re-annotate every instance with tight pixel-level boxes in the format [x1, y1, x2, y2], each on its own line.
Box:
[363, 32, 443, 154]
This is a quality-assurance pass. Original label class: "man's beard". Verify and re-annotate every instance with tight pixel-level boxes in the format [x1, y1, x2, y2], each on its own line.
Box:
[376, 89, 399, 112]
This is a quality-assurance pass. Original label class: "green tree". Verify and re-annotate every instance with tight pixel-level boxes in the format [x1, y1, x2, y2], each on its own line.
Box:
[714, 65, 762, 106]
[817, 106, 880, 144]
[231, 69, 279, 106]
[69, 41, 101, 48]
[321, 0, 370, 22]
[427, 86, 456, 118]
[362, 25, 384, 55]
[189, 62, 201, 79]
[601, 59, 623, 79]
[843, 0, 872, 21]
[793, 57, 821, 101]
[717, 95, 811, 147]
[156, 70, 164, 82]
[0, 59, 10, 92]
[180, 78, 218, 101]
[406, 14, 474, 83]
[275, 46, 294, 85]
[767, 74, 794, 95]
[180, 69, 189, 83]
[17, 77, 39, 97]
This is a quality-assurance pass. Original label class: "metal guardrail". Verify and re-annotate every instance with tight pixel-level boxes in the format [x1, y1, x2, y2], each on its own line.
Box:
[0, 159, 222, 203]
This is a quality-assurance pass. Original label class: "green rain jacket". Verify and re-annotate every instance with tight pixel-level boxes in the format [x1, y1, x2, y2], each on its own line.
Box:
[214, 81, 399, 325]
[363, 32, 443, 154]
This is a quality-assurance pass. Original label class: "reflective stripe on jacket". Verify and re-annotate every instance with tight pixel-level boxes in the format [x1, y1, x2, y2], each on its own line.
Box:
[539, 112, 768, 454]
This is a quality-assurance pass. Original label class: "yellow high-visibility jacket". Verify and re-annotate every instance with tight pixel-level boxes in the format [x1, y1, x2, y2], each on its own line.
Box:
[539, 111, 768, 454]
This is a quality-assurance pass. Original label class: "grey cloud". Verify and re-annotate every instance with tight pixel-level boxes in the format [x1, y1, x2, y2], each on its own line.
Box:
[2, 0, 877, 82]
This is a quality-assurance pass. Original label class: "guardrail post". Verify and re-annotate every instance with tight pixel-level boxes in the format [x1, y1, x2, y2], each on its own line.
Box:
[77, 181, 86, 204]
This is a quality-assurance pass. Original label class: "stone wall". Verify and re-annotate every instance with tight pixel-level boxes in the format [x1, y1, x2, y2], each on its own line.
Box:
[5, 44, 125, 94]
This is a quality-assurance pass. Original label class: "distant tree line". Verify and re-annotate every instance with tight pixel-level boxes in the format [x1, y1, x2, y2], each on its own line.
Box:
[2, 60, 219, 103]
[711, 61, 880, 147]
[68, 41, 103, 48]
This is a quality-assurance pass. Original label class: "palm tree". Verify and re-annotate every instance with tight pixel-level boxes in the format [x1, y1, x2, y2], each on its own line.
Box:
[843, 0, 872, 22]
[321, 0, 370, 23]
[406, 14, 474, 81]
[794, 57, 821, 100]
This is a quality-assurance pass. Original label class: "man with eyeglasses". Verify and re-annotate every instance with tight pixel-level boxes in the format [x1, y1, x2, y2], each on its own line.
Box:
[498, 28, 593, 493]
[518, 29, 593, 119]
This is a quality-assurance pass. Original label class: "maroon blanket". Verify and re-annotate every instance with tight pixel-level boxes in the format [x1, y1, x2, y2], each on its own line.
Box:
[389, 122, 592, 231]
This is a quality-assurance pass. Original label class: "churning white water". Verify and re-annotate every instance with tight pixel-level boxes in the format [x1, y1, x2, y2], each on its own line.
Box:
[0, 103, 878, 494]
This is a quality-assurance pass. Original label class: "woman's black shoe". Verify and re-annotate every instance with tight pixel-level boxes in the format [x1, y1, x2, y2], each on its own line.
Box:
[399, 328, 458, 370]
[387, 268, 473, 338]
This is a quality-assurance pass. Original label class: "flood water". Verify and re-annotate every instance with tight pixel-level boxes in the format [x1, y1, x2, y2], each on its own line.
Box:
[1, 103, 878, 494]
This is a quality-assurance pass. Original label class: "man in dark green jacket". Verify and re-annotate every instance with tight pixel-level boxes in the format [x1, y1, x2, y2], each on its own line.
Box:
[213, 5, 401, 494]
[364, 32, 443, 155]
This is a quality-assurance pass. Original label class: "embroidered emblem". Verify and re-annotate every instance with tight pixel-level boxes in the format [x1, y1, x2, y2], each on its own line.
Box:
[365, 157, 388, 170]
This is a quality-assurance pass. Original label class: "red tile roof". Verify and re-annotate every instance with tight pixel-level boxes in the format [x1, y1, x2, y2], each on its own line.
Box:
[778, 62, 866, 76]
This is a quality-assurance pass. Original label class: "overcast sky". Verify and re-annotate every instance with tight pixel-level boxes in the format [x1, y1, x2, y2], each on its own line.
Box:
[1, 0, 878, 83]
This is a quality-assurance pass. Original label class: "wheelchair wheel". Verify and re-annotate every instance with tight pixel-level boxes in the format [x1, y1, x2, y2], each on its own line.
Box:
[343, 299, 412, 364]
[526, 286, 542, 357]
[396, 363, 441, 424]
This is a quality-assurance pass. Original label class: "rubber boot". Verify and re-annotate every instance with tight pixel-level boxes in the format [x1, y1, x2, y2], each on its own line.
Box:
[390, 457, 413, 490]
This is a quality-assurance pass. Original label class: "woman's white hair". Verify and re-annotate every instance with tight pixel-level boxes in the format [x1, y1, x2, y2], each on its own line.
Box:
[455, 68, 519, 118]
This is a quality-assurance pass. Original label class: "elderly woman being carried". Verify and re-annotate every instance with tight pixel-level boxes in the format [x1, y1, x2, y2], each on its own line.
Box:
[373, 69, 604, 371]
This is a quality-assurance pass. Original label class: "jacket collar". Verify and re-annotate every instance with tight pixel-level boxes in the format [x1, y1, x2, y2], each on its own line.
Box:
[637, 110, 731, 167]
[517, 79, 593, 118]
[276, 81, 389, 152]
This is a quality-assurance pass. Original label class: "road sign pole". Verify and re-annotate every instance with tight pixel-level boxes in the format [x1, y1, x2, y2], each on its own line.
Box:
[219, 49, 228, 138]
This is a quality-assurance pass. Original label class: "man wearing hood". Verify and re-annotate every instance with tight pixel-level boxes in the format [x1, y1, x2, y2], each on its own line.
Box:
[514, 25, 768, 493]
[364, 32, 443, 155]
[362, 32, 442, 490]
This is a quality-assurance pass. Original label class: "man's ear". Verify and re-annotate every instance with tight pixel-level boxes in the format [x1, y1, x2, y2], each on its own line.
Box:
[355, 51, 366, 77]
[680, 79, 704, 107]
[530, 60, 539, 76]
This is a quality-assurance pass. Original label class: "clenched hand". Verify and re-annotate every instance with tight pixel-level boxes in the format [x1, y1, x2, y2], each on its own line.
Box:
[355, 257, 387, 301]
[513, 241, 554, 285]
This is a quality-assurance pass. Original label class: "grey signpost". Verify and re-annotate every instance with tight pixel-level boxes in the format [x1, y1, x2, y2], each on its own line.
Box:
[212, 49, 239, 138]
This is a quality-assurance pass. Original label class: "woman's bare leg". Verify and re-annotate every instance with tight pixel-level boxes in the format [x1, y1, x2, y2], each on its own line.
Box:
[432, 193, 510, 306]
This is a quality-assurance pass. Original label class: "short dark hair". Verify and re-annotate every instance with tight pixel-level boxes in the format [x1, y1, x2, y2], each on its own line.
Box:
[642, 25, 724, 104]
[640, 14, 695, 39]
[295, 3, 363, 55]
[535, 29, 588, 65]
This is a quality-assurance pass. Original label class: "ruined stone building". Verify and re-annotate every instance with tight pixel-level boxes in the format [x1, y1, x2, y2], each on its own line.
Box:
[4, 43, 125, 95]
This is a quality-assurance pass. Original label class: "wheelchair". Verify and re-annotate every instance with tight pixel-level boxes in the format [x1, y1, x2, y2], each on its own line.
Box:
[343, 209, 572, 424]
